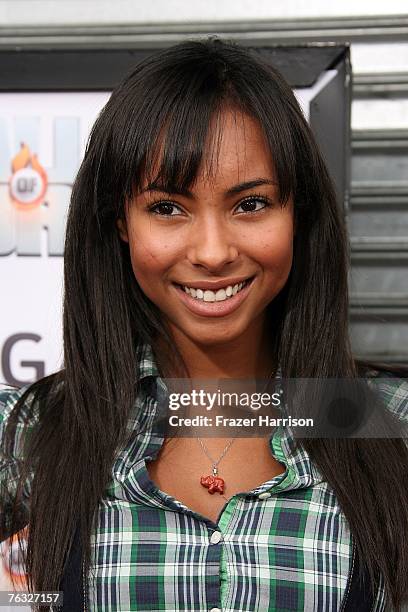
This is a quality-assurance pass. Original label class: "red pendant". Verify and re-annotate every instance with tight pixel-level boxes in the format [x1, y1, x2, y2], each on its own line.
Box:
[200, 474, 225, 494]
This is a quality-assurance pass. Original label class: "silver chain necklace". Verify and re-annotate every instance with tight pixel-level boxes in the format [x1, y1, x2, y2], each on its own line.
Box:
[197, 370, 279, 495]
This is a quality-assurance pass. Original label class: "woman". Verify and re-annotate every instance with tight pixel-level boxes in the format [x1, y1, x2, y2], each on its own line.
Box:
[1, 38, 408, 611]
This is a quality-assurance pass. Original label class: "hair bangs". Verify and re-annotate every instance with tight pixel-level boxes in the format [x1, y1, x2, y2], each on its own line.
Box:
[133, 99, 226, 199]
[130, 97, 297, 210]
[114, 40, 300, 216]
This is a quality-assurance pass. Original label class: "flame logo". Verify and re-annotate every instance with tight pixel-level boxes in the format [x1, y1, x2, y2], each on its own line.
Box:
[0, 526, 29, 588]
[9, 142, 48, 209]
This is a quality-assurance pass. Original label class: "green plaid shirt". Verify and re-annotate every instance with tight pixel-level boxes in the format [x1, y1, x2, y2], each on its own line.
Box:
[1, 343, 407, 611]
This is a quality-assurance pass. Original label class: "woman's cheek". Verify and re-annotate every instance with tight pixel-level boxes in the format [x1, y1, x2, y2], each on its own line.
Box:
[257, 233, 293, 266]
[128, 228, 174, 271]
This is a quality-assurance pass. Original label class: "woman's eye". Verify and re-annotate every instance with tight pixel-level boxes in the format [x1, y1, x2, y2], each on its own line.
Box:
[147, 201, 182, 217]
[235, 196, 272, 214]
[147, 195, 272, 218]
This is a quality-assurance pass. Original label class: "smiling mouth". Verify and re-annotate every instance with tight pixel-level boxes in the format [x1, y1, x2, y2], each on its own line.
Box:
[174, 276, 255, 303]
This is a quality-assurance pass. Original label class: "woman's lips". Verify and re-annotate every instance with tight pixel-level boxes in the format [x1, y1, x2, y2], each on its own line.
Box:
[173, 276, 256, 317]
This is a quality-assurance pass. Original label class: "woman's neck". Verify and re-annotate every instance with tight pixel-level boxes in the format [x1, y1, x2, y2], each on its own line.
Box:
[156, 315, 276, 380]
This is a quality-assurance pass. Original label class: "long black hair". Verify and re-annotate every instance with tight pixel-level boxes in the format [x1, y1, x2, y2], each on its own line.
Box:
[1, 37, 408, 610]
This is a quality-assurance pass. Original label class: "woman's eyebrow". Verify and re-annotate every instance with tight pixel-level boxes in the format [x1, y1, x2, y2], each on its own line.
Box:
[225, 178, 278, 196]
[140, 178, 277, 198]
[140, 181, 193, 197]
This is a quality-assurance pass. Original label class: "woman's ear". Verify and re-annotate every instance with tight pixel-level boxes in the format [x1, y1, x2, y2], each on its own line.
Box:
[116, 217, 129, 243]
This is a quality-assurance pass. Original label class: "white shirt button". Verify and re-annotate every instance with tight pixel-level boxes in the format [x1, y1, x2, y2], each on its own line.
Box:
[209, 530, 223, 544]
[258, 491, 272, 500]
[210, 608, 222, 612]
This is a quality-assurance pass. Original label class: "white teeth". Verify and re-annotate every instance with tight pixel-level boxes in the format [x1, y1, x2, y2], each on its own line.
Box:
[215, 288, 226, 301]
[182, 280, 250, 302]
[203, 290, 215, 302]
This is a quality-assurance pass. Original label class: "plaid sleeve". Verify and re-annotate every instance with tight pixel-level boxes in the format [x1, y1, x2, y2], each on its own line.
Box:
[384, 378, 408, 423]
[372, 373, 408, 423]
[0, 384, 36, 540]
[365, 371, 408, 444]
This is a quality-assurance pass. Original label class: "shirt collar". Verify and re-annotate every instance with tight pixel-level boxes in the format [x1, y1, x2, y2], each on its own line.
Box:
[136, 341, 161, 381]
[130, 341, 324, 491]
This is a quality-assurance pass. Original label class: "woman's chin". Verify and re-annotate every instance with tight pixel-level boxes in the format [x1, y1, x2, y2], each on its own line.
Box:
[176, 322, 252, 348]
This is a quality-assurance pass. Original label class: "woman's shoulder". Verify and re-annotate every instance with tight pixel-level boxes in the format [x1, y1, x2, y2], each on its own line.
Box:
[0, 382, 37, 422]
[363, 367, 408, 424]
[0, 382, 41, 461]
[0, 373, 64, 424]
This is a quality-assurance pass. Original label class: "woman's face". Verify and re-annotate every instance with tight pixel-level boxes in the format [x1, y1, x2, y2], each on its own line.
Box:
[117, 109, 295, 347]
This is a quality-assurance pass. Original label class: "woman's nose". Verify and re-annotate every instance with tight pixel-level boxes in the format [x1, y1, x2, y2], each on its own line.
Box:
[186, 217, 239, 272]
